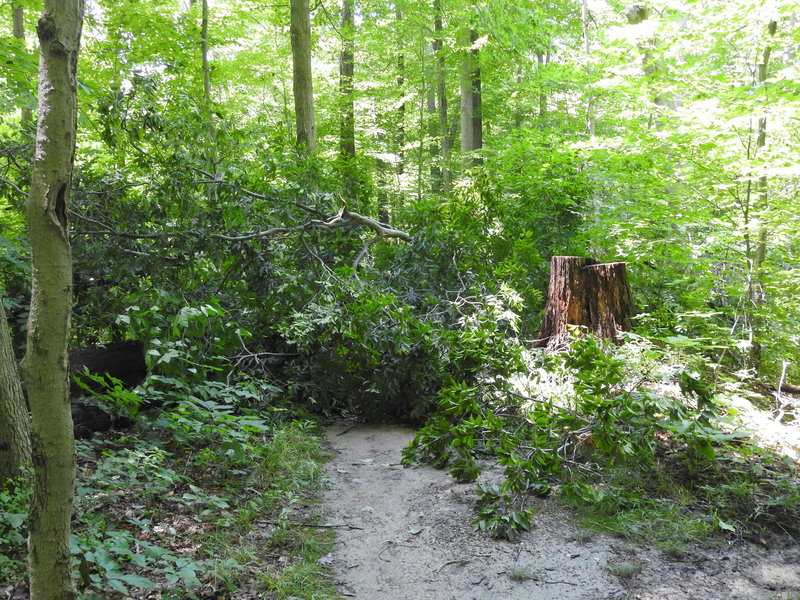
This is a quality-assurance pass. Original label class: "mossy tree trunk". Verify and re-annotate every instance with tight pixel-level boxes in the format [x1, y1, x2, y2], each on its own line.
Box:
[536, 256, 633, 351]
[20, 0, 84, 597]
[339, 0, 356, 197]
[0, 295, 30, 484]
[290, 0, 316, 155]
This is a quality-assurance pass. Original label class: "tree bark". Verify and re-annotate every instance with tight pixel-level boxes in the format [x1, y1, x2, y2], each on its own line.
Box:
[536, 256, 633, 350]
[394, 6, 405, 180]
[433, 0, 451, 191]
[20, 0, 84, 597]
[339, 0, 356, 196]
[290, 0, 316, 155]
[459, 29, 482, 165]
[748, 19, 778, 368]
[200, 0, 212, 107]
[0, 296, 30, 484]
[12, 3, 32, 127]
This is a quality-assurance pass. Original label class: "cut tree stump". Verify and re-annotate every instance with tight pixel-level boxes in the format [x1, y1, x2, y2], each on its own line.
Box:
[535, 256, 633, 350]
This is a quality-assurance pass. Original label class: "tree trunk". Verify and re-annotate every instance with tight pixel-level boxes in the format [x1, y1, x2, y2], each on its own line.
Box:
[582, 0, 595, 137]
[433, 0, 451, 191]
[290, 0, 316, 155]
[0, 296, 30, 484]
[200, 0, 212, 107]
[339, 0, 356, 196]
[748, 19, 778, 368]
[20, 0, 84, 597]
[460, 29, 482, 165]
[12, 3, 32, 127]
[394, 6, 405, 181]
[536, 51, 547, 121]
[536, 256, 633, 350]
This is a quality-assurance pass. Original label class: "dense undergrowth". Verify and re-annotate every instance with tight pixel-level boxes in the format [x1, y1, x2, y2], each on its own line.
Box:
[2, 284, 799, 597]
[1, 320, 339, 599]
[403, 331, 800, 547]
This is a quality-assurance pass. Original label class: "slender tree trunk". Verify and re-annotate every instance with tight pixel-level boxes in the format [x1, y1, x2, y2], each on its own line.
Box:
[193, 0, 218, 174]
[12, 3, 32, 127]
[21, 0, 84, 597]
[395, 6, 405, 177]
[459, 29, 482, 166]
[427, 77, 440, 187]
[470, 31, 482, 158]
[581, 0, 595, 137]
[433, 0, 451, 190]
[290, 0, 316, 154]
[339, 0, 356, 197]
[459, 29, 474, 157]
[0, 296, 30, 484]
[377, 157, 390, 223]
[536, 51, 547, 121]
[749, 19, 778, 367]
[200, 0, 212, 106]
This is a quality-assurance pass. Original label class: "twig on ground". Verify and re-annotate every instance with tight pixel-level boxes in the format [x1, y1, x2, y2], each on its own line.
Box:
[256, 520, 363, 530]
[435, 559, 469, 573]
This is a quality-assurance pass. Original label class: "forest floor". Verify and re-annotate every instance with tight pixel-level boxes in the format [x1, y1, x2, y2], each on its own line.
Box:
[320, 422, 800, 600]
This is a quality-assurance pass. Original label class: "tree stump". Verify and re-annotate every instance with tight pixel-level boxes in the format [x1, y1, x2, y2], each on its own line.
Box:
[535, 256, 633, 350]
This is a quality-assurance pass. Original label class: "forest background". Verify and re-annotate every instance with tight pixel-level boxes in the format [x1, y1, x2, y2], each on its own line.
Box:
[1, 0, 799, 597]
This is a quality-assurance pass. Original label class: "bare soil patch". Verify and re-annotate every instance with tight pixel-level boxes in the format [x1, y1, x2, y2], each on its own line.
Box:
[321, 423, 800, 600]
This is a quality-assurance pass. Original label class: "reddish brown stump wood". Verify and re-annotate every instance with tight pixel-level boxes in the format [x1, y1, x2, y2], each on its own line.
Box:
[536, 256, 633, 350]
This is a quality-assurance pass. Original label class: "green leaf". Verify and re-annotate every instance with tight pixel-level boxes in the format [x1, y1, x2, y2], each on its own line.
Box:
[117, 573, 156, 589]
[1, 512, 27, 528]
[107, 578, 130, 595]
[717, 519, 736, 532]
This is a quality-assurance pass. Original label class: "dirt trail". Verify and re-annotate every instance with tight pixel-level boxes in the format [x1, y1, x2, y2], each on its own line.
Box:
[320, 423, 800, 600]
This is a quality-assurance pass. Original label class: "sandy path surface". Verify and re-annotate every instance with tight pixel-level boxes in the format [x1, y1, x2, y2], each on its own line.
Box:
[320, 423, 800, 600]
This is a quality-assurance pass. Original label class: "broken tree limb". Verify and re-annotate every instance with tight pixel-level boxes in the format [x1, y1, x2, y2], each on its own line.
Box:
[71, 196, 410, 246]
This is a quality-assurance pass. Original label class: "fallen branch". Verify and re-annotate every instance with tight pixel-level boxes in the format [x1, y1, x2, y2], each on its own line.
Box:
[69, 198, 411, 252]
[256, 520, 363, 530]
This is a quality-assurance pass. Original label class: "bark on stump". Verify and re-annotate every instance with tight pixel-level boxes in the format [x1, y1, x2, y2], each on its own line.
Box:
[536, 256, 633, 350]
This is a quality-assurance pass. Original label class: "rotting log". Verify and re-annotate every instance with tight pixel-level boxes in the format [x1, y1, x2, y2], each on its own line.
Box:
[69, 340, 145, 437]
[535, 256, 633, 351]
[69, 340, 146, 396]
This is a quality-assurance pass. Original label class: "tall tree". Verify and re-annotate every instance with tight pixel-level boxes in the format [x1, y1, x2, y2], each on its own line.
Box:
[748, 19, 778, 366]
[290, 0, 316, 154]
[339, 0, 356, 196]
[200, 0, 212, 108]
[459, 28, 482, 164]
[11, 2, 32, 127]
[0, 295, 30, 484]
[20, 0, 84, 596]
[432, 0, 451, 190]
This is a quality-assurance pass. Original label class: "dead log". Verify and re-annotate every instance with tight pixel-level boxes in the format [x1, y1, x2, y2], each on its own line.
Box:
[69, 340, 146, 396]
[69, 340, 145, 438]
[536, 256, 633, 350]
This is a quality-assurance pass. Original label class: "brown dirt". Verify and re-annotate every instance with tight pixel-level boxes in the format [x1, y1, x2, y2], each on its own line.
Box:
[321, 423, 800, 600]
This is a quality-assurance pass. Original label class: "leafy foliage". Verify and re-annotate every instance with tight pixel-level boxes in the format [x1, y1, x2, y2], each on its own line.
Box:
[404, 332, 800, 544]
[1, 0, 799, 591]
